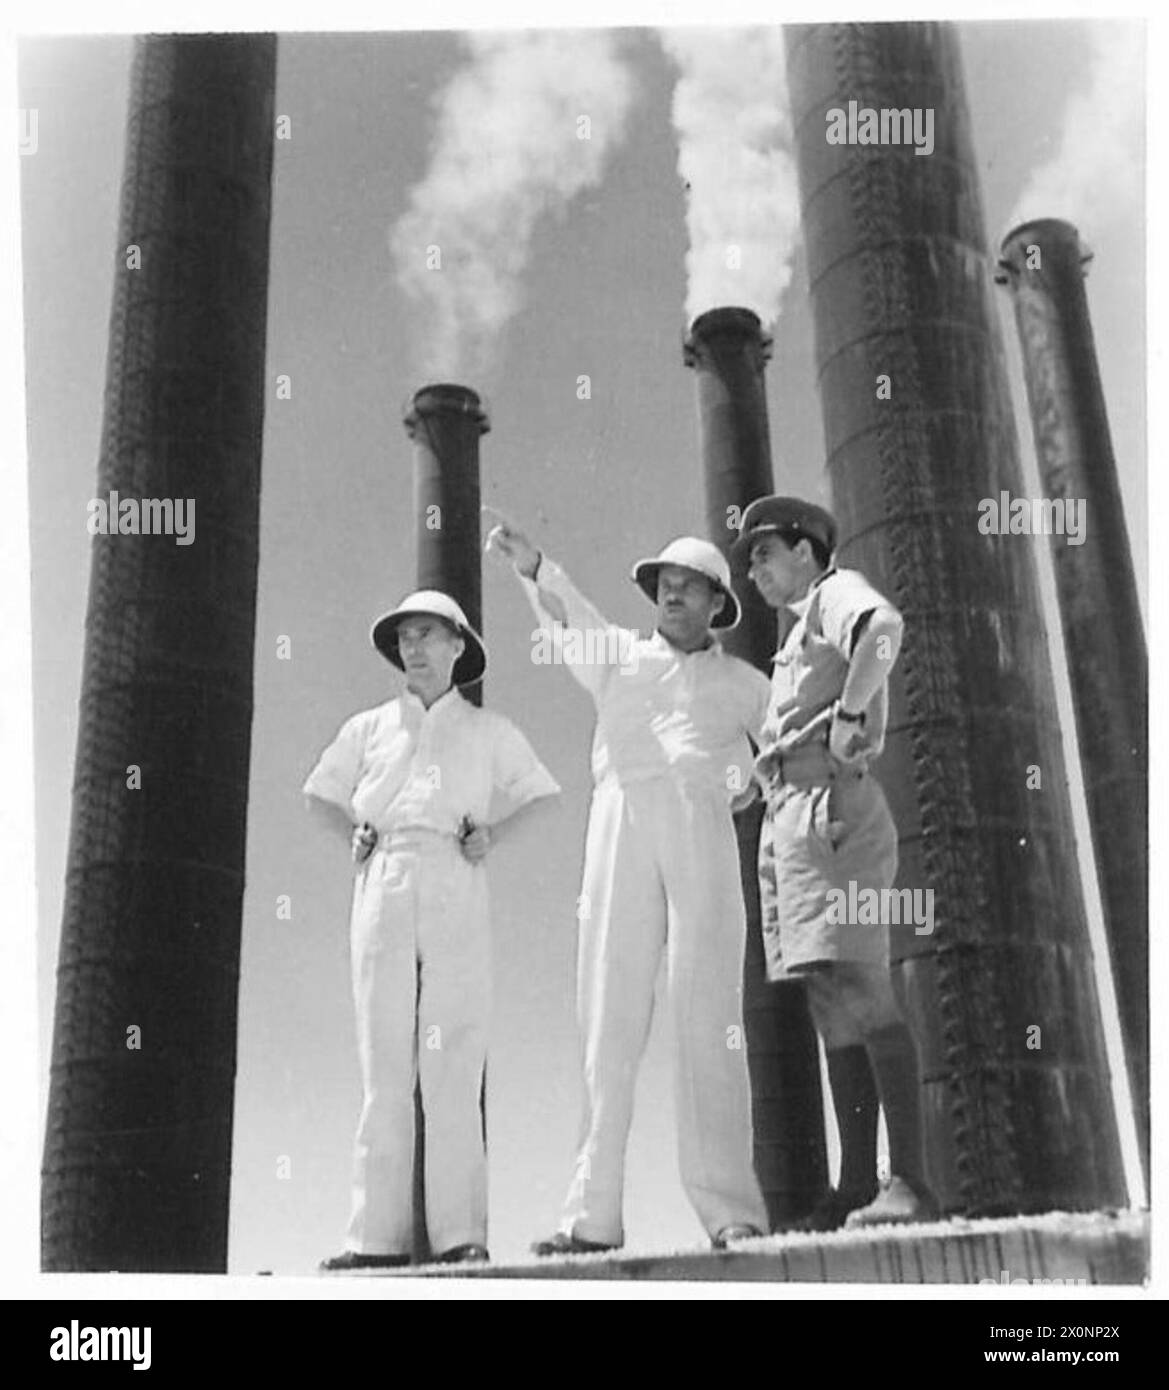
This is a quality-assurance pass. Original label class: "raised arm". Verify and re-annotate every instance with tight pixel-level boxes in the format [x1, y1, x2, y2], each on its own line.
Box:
[484, 510, 631, 697]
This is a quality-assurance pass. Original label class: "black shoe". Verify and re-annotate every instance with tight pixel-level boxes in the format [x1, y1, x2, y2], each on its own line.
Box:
[435, 1243, 490, 1264]
[530, 1231, 619, 1257]
[786, 1188, 878, 1233]
[711, 1224, 764, 1251]
[319, 1249, 411, 1272]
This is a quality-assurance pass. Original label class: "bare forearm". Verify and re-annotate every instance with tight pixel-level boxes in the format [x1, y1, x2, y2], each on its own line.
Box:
[305, 794, 353, 849]
[488, 795, 558, 848]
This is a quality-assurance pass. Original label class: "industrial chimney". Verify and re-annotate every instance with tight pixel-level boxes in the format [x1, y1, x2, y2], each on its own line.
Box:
[997, 219, 1147, 1189]
[42, 34, 277, 1271]
[684, 306, 828, 1227]
[785, 22, 1126, 1214]
[405, 385, 491, 707]
[401, 383, 490, 1260]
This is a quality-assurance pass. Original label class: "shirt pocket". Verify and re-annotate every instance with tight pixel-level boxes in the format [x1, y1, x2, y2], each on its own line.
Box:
[798, 627, 849, 710]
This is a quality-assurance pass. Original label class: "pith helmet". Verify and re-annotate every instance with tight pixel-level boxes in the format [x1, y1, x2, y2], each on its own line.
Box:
[630, 536, 741, 631]
[370, 589, 487, 687]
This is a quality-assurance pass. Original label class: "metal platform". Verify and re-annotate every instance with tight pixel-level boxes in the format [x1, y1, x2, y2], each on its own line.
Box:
[350, 1211, 1147, 1285]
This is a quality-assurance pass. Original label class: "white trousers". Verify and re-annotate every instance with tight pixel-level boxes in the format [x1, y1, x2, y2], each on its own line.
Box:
[560, 777, 768, 1244]
[345, 831, 490, 1256]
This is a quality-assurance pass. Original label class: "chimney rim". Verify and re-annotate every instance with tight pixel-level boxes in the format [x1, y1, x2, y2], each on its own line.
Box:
[684, 305, 774, 366]
[403, 381, 491, 434]
[687, 305, 768, 338]
[998, 216, 1085, 258]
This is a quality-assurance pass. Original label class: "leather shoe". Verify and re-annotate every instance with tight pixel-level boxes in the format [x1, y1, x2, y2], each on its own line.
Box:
[784, 1187, 877, 1233]
[530, 1230, 619, 1257]
[711, 1223, 764, 1250]
[435, 1243, 490, 1264]
[844, 1176, 940, 1229]
[319, 1249, 411, 1272]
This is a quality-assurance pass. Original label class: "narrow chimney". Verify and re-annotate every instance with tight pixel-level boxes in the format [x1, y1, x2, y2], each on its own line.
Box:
[405, 384, 491, 706]
[41, 34, 277, 1271]
[684, 306, 828, 1227]
[997, 219, 1148, 1188]
[402, 383, 491, 1259]
[785, 22, 1126, 1214]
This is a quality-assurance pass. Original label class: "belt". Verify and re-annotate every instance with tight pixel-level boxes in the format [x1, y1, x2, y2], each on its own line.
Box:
[758, 743, 865, 794]
[372, 826, 460, 853]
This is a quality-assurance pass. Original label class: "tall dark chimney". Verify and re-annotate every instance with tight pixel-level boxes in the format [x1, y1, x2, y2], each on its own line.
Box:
[997, 219, 1147, 1189]
[684, 306, 828, 1226]
[41, 34, 277, 1271]
[402, 383, 490, 1259]
[405, 384, 490, 708]
[785, 22, 1126, 1214]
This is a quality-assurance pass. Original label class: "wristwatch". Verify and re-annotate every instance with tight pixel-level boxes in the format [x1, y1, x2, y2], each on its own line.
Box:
[835, 704, 865, 725]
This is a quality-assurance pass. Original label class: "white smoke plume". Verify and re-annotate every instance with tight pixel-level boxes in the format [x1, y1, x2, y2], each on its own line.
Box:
[1010, 22, 1143, 235]
[391, 31, 634, 381]
[659, 27, 799, 329]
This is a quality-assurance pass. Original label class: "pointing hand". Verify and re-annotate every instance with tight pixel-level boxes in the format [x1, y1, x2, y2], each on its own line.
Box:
[483, 506, 541, 579]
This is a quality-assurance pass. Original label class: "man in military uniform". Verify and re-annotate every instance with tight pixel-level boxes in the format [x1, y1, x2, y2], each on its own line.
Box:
[736, 496, 937, 1229]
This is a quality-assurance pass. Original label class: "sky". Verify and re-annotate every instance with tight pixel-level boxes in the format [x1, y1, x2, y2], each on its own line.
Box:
[16, 16, 1149, 1277]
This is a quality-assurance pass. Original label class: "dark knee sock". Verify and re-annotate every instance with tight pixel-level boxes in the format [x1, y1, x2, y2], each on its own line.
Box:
[826, 1044, 880, 1198]
[865, 1022, 928, 1192]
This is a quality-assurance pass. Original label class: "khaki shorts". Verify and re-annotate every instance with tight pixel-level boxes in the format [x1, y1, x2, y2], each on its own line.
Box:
[758, 766, 898, 981]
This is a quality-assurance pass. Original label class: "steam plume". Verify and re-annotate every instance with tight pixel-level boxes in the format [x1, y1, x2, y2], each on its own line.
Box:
[391, 31, 633, 380]
[1010, 22, 1143, 234]
[659, 27, 798, 328]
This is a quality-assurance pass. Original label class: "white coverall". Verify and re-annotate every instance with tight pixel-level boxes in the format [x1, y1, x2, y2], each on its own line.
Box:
[520, 559, 771, 1244]
[304, 687, 559, 1256]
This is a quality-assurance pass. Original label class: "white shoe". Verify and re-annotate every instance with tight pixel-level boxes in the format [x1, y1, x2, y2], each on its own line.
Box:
[843, 1176, 939, 1229]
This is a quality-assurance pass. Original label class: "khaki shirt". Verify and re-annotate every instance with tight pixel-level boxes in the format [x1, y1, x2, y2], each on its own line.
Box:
[759, 566, 898, 764]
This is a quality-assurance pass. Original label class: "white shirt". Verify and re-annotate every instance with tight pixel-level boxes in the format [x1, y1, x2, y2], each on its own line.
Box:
[521, 558, 771, 795]
[303, 687, 560, 836]
[762, 566, 898, 761]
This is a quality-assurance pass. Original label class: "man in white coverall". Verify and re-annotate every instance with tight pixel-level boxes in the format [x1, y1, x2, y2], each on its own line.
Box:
[304, 590, 559, 1270]
[486, 516, 770, 1254]
[736, 496, 937, 1230]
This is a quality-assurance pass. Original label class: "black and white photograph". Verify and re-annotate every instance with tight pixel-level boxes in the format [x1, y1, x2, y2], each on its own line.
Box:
[3, 0, 1160, 1326]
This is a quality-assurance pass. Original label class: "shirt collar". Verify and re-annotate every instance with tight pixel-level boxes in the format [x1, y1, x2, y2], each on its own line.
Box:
[786, 565, 837, 619]
[652, 629, 718, 657]
[402, 685, 463, 719]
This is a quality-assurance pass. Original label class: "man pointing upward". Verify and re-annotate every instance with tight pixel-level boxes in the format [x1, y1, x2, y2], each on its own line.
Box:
[486, 512, 770, 1254]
